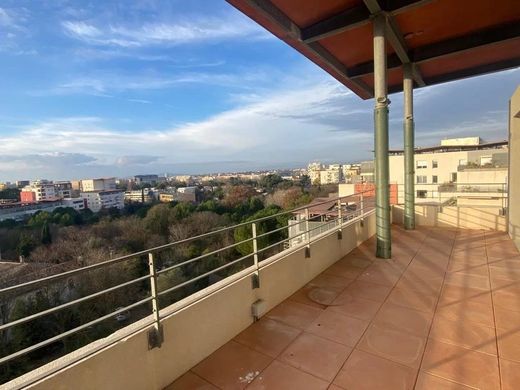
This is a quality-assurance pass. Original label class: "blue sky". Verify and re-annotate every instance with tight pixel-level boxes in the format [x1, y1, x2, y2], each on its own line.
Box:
[0, 0, 518, 181]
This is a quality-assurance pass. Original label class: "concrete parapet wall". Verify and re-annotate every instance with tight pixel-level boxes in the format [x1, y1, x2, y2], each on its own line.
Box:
[393, 204, 506, 231]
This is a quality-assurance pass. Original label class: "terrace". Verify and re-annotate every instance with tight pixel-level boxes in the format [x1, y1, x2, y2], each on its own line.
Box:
[168, 225, 520, 389]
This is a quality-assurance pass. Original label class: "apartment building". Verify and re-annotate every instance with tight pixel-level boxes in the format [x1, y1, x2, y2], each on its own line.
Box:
[80, 178, 116, 192]
[307, 162, 322, 184]
[319, 164, 343, 184]
[124, 189, 157, 203]
[389, 137, 508, 202]
[21, 180, 57, 202]
[81, 190, 124, 213]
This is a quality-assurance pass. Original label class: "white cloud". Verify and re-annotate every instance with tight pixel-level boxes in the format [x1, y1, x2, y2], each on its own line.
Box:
[61, 14, 269, 48]
[1, 80, 373, 180]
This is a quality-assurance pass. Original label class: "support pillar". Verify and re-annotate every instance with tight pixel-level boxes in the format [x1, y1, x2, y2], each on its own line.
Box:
[373, 14, 391, 258]
[403, 63, 415, 229]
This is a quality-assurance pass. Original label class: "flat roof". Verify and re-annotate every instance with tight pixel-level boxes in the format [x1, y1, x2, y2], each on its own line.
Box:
[389, 140, 508, 155]
[227, 0, 520, 99]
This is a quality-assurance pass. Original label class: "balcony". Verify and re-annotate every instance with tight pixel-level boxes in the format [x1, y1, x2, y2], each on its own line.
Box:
[2, 189, 519, 389]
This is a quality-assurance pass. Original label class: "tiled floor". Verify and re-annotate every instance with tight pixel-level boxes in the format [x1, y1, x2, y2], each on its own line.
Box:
[166, 225, 520, 389]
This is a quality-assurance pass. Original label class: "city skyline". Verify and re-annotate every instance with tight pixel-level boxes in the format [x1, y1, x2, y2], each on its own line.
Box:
[0, 0, 518, 182]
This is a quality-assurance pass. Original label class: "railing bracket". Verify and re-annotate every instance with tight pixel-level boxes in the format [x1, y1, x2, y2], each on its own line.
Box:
[305, 247, 311, 258]
[251, 273, 260, 289]
[147, 325, 163, 350]
[337, 230, 343, 240]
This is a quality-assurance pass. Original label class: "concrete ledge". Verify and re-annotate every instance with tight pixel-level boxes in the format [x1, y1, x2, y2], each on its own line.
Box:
[9, 212, 376, 390]
[393, 204, 506, 231]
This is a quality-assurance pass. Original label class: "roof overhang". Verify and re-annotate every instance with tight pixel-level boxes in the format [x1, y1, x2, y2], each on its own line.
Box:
[227, 0, 520, 100]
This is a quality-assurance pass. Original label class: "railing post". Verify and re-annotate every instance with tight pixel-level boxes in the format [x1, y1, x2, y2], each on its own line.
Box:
[147, 252, 163, 349]
[360, 192, 365, 227]
[305, 208, 311, 258]
[251, 222, 260, 289]
[337, 199, 343, 240]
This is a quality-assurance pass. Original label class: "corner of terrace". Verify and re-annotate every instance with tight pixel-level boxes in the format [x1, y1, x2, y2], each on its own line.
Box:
[2, 0, 520, 389]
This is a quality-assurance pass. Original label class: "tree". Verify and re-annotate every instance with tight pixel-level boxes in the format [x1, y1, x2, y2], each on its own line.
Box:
[17, 233, 36, 258]
[299, 174, 311, 188]
[259, 174, 283, 191]
[41, 221, 52, 245]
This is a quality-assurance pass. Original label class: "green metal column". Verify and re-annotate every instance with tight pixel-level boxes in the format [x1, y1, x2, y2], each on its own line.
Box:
[403, 64, 415, 230]
[373, 14, 391, 259]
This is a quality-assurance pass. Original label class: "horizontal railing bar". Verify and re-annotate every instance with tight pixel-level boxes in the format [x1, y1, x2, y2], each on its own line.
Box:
[0, 296, 154, 365]
[0, 274, 151, 332]
[158, 253, 253, 297]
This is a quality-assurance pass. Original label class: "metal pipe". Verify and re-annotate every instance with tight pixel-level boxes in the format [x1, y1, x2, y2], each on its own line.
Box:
[373, 14, 391, 258]
[403, 63, 415, 230]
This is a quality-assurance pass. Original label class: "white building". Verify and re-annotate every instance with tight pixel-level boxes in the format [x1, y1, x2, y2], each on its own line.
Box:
[307, 162, 323, 185]
[319, 164, 343, 184]
[81, 178, 116, 192]
[23, 181, 57, 201]
[81, 190, 124, 212]
[124, 189, 157, 203]
[389, 138, 508, 203]
[62, 198, 86, 211]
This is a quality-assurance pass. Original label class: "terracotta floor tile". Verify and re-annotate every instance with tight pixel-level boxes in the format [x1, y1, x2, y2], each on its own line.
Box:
[165, 372, 218, 390]
[289, 286, 342, 308]
[279, 332, 352, 381]
[395, 273, 444, 296]
[443, 272, 490, 291]
[373, 303, 433, 338]
[421, 339, 500, 389]
[192, 341, 272, 389]
[357, 264, 403, 287]
[323, 261, 364, 279]
[435, 296, 495, 327]
[429, 316, 497, 355]
[306, 308, 369, 347]
[387, 288, 438, 313]
[329, 292, 382, 321]
[333, 349, 417, 390]
[489, 265, 520, 281]
[439, 285, 493, 307]
[357, 323, 427, 368]
[337, 254, 373, 269]
[494, 306, 520, 331]
[489, 275, 520, 290]
[492, 286, 520, 312]
[341, 280, 392, 302]
[414, 372, 474, 389]
[447, 264, 489, 277]
[247, 360, 328, 390]
[500, 358, 520, 390]
[497, 327, 520, 362]
[265, 300, 323, 330]
[309, 273, 354, 289]
[233, 318, 301, 358]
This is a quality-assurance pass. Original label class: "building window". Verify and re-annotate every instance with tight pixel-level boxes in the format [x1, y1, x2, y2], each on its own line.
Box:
[451, 172, 457, 183]
[480, 155, 492, 165]
[416, 175, 427, 184]
[432, 160, 438, 168]
[416, 160, 427, 169]
[417, 190, 428, 198]
[432, 175, 438, 184]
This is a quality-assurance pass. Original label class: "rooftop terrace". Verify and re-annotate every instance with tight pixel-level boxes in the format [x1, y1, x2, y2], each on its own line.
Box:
[168, 225, 520, 390]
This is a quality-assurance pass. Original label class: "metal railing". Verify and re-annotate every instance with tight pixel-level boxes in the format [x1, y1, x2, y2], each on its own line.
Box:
[395, 182, 508, 209]
[0, 190, 375, 386]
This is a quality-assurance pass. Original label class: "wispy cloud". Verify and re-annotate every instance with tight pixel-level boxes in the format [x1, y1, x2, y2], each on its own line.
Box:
[62, 14, 269, 48]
